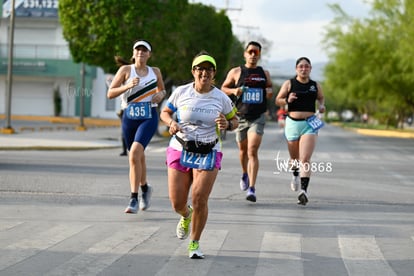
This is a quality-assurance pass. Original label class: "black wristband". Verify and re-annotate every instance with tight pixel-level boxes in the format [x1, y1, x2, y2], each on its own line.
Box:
[226, 120, 233, 130]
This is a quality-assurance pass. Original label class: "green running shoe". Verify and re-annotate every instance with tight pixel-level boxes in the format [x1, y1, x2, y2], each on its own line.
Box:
[176, 205, 193, 239]
[188, 240, 204, 259]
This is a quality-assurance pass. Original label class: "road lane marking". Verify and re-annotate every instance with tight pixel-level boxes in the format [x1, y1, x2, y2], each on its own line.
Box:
[0, 223, 90, 270]
[338, 235, 397, 276]
[45, 226, 160, 276]
[255, 232, 303, 276]
[155, 229, 228, 276]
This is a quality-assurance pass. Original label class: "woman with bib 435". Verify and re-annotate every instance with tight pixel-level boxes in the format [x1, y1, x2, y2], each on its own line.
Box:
[107, 40, 166, 213]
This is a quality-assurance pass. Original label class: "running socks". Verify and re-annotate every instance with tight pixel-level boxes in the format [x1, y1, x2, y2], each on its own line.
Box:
[130, 183, 148, 199]
[141, 183, 148, 193]
[301, 177, 310, 191]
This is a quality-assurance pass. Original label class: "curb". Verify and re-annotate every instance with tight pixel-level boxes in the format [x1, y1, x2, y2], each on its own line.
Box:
[0, 115, 120, 128]
[329, 122, 414, 139]
[0, 133, 168, 151]
[345, 127, 414, 139]
[0, 146, 120, 151]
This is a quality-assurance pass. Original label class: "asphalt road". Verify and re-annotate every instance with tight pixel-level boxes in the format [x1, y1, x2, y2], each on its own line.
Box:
[1, 122, 413, 276]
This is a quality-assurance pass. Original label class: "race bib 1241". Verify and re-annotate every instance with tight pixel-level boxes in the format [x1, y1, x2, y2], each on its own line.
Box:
[180, 150, 217, 170]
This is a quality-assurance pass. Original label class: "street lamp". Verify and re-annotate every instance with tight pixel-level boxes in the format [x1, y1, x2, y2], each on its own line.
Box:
[1, 0, 16, 134]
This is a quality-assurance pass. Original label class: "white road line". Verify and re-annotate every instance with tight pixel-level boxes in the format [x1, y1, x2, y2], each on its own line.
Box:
[338, 235, 397, 276]
[45, 226, 160, 276]
[155, 230, 228, 276]
[146, 147, 166, 153]
[255, 232, 303, 276]
[0, 223, 91, 270]
[384, 168, 413, 186]
[0, 221, 24, 231]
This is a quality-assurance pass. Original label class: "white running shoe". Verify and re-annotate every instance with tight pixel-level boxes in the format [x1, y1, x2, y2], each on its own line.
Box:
[124, 198, 138, 214]
[290, 175, 300, 191]
[240, 173, 249, 191]
[139, 184, 153, 211]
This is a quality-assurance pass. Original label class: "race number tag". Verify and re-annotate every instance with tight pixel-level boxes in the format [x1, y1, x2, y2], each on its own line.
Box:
[306, 115, 324, 131]
[180, 150, 217, 170]
[242, 88, 263, 104]
[125, 102, 152, 120]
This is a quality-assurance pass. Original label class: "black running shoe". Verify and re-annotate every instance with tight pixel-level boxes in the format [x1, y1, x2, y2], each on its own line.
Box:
[297, 190, 308, 205]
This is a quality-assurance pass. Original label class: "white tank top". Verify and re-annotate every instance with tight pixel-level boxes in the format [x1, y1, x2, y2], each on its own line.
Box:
[120, 65, 158, 109]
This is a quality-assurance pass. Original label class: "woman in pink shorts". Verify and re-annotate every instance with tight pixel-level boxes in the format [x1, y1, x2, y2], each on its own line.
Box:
[160, 51, 238, 259]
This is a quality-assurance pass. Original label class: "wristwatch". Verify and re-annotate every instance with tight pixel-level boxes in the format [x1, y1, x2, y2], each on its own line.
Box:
[227, 120, 233, 130]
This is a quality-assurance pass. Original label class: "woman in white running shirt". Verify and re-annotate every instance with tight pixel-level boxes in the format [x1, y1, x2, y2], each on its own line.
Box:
[160, 51, 238, 259]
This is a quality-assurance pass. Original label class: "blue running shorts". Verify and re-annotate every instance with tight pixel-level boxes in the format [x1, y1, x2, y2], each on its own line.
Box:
[122, 107, 158, 150]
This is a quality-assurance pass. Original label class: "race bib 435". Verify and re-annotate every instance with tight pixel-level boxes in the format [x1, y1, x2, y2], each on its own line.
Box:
[125, 102, 152, 120]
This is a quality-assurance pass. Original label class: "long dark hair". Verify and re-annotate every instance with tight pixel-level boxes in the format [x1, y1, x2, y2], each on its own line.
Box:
[114, 55, 130, 67]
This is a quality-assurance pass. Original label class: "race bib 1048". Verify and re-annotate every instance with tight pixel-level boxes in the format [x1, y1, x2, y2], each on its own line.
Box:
[242, 87, 263, 104]
[180, 150, 217, 170]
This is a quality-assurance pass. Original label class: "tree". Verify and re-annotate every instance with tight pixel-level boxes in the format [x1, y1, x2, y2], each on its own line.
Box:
[59, 0, 187, 73]
[322, 0, 414, 127]
[58, 0, 237, 87]
[179, 4, 233, 84]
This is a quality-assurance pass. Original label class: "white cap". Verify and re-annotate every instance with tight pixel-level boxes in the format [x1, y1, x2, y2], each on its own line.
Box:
[133, 41, 151, 51]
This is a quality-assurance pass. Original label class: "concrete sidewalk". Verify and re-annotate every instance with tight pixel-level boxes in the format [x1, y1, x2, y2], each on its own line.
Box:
[0, 126, 123, 150]
[0, 116, 166, 150]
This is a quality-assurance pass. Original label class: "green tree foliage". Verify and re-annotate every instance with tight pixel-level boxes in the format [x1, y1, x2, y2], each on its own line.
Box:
[58, 0, 238, 87]
[322, 0, 414, 127]
[168, 3, 233, 84]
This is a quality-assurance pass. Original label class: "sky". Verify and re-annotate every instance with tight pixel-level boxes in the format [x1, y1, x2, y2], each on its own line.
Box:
[192, 0, 373, 63]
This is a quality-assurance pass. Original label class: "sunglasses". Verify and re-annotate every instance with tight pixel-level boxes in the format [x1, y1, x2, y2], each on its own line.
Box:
[193, 66, 215, 73]
[247, 49, 260, 56]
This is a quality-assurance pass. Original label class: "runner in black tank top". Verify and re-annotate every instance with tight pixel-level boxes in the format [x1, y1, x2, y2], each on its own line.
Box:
[275, 57, 326, 206]
[221, 41, 273, 203]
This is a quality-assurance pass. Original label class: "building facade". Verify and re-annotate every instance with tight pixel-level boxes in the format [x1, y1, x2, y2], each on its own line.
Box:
[0, 0, 120, 119]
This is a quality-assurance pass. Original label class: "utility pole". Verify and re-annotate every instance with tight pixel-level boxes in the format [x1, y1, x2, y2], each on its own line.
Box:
[219, 1, 260, 44]
[1, 0, 16, 134]
[76, 63, 87, 131]
[236, 24, 260, 44]
[223, 0, 242, 12]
